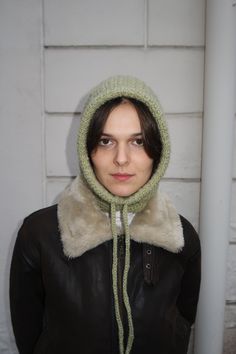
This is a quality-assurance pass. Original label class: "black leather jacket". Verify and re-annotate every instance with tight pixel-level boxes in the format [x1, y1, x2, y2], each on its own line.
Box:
[10, 180, 201, 354]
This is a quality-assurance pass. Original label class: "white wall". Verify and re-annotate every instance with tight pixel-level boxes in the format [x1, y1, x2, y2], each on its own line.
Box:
[0, 0, 235, 353]
[0, 1, 43, 353]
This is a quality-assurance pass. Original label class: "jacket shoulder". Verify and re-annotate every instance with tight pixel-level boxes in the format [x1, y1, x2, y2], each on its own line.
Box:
[14, 205, 59, 268]
[21, 204, 58, 235]
[179, 215, 201, 261]
[24, 204, 58, 224]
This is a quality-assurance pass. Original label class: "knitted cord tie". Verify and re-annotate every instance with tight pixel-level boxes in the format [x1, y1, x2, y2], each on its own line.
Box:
[122, 204, 134, 353]
[111, 203, 134, 354]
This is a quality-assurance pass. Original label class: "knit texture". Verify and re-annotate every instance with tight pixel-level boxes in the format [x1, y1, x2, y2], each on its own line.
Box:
[78, 75, 170, 211]
[77, 75, 170, 354]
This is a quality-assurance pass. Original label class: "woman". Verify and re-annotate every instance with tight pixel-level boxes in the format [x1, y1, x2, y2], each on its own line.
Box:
[10, 76, 201, 354]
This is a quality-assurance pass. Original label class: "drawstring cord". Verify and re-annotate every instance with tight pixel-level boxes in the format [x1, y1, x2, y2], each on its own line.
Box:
[111, 203, 134, 354]
[111, 203, 124, 354]
[122, 204, 134, 353]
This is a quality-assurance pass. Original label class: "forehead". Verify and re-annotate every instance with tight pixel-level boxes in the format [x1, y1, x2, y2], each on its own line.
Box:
[102, 102, 141, 135]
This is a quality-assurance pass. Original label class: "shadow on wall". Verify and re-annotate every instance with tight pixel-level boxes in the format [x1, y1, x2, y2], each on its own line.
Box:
[66, 91, 91, 178]
[50, 91, 91, 206]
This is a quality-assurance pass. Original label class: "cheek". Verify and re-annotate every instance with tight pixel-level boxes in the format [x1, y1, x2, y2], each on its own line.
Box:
[91, 149, 100, 166]
[137, 155, 153, 173]
[141, 159, 153, 181]
[146, 162, 154, 179]
[91, 152, 108, 174]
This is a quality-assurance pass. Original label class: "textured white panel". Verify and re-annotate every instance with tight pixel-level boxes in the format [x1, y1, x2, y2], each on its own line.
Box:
[46, 115, 80, 176]
[159, 180, 200, 230]
[226, 245, 236, 301]
[224, 305, 236, 353]
[46, 115, 202, 179]
[231, 181, 236, 242]
[223, 327, 236, 354]
[225, 305, 236, 329]
[0, 1, 42, 353]
[166, 116, 202, 179]
[46, 178, 73, 205]
[233, 119, 236, 178]
[45, 48, 204, 114]
[44, 0, 144, 45]
[148, 0, 205, 46]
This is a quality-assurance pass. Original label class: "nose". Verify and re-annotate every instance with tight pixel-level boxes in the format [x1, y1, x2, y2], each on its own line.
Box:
[114, 143, 129, 166]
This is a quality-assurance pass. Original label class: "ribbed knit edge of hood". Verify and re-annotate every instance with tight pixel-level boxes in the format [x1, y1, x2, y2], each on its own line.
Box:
[77, 75, 170, 210]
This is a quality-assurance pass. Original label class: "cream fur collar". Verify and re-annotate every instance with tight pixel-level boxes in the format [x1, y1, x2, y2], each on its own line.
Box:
[57, 177, 184, 258]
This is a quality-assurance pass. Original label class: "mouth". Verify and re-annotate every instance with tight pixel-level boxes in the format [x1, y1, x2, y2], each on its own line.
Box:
[111, 173, 134, 181]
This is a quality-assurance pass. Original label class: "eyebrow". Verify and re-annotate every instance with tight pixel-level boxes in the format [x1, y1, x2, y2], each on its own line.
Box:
[101, 132, 142, 137]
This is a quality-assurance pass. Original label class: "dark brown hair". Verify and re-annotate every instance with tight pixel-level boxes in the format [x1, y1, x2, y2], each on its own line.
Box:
[86, 97, 163, 172]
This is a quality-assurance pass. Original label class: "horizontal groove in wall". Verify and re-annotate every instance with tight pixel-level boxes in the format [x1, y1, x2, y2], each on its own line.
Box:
[166, 112, 203, 118]
[45, 111, 81, 116]
[47, 176, 74, 181]
[226, 300, 236, 305]
[162, 177, 201, 183]
[45, 45, 144, 50]
[45, 111, 203, 118]
[44, 45, 204, 51]
[147, 45, 205, 50]
[42, 112, 233, 118]
[46, 176, 201, 183]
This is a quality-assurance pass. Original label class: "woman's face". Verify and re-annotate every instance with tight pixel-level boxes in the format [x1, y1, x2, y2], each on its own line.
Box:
[91, 102, 153, 197]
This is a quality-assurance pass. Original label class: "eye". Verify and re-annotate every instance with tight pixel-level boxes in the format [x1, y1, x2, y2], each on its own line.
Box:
[132, 138, 144, 146]
[98, 138, 113, 146]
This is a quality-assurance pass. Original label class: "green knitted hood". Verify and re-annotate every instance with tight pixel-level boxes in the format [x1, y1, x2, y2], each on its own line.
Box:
[78, 75, 170, 211]
[77, 75, 170, 354]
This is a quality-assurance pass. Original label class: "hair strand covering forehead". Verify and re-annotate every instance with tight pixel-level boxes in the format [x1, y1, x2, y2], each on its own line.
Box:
[78, 75, 170, 210]
[77, 75, 170, 354]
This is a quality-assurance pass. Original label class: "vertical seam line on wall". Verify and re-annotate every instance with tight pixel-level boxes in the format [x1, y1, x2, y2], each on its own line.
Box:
[144, 0, 148, 49]
[198, 0, 207, 232]
[40, 0, 47, 207]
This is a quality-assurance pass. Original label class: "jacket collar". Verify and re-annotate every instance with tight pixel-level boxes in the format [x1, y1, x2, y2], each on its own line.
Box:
[57, 176, 184, 258]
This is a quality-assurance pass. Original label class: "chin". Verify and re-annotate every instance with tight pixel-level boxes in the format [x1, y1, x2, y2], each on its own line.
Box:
[109, 188, 136, 197]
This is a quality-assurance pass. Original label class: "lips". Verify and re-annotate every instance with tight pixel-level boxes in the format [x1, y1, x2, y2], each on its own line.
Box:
[111, 173, 134, 181]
